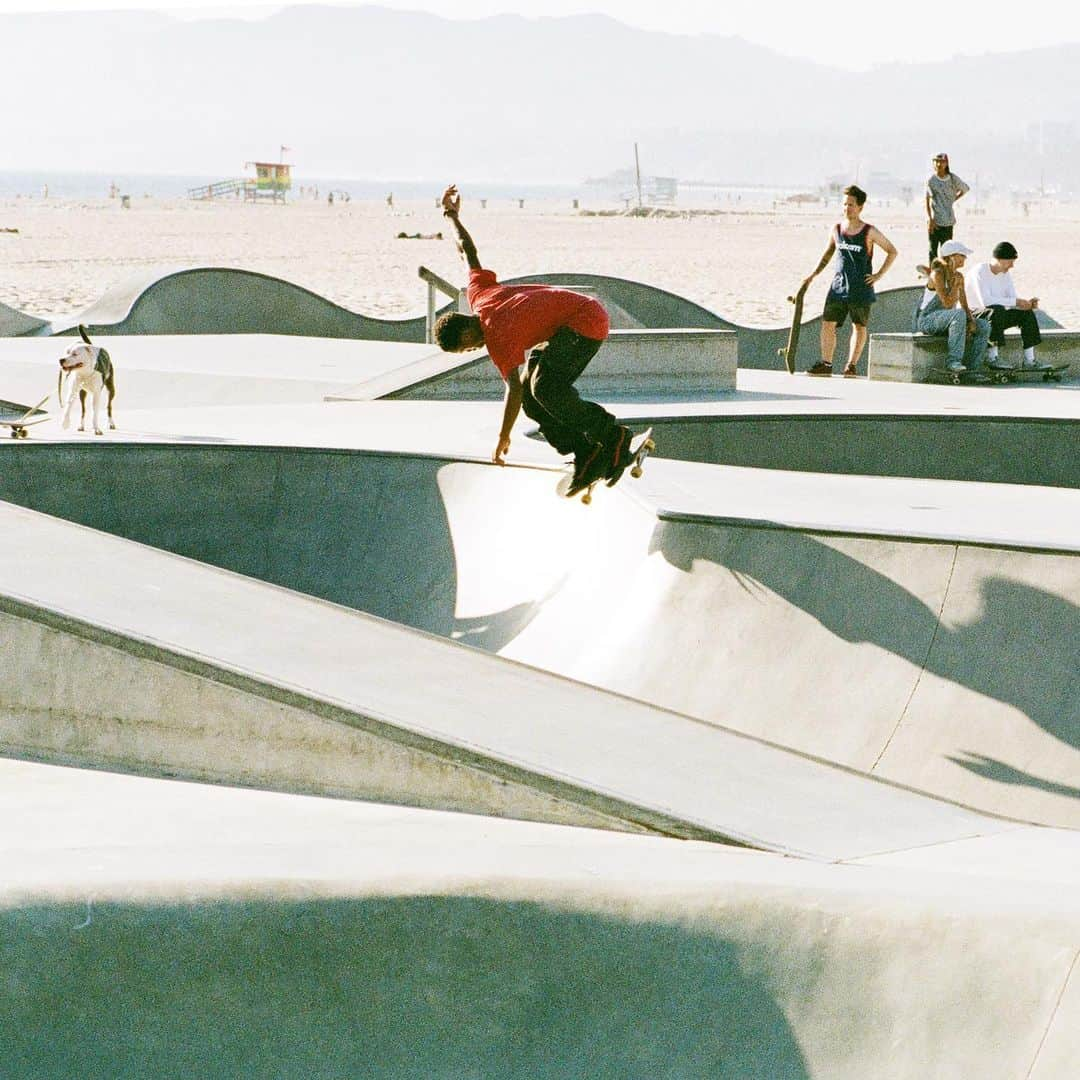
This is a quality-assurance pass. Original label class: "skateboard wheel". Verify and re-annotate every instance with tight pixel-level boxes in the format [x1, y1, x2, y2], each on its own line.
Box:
[581, 491, 592, 505]
[631, 465, 643, 478]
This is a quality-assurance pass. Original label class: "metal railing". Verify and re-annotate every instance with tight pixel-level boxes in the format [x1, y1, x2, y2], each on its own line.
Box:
[186, 178, 251, 200]
[418, 265, 465, 343]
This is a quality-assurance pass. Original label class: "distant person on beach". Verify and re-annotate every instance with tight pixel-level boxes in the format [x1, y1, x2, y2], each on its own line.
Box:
[801, 185, 898, 377]
[914, 239, 990, 373]
[434, 184, 629, 495]
[926, 153, 969, 262]
[963, 241, 1042, 369]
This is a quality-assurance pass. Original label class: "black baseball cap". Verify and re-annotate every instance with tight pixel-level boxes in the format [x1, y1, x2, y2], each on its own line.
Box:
[993, 241, 1018, 259]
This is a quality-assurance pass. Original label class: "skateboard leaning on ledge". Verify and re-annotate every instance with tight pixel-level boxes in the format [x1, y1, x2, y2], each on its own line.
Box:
[556, 427, 655, 505]
[0, 395, 49, 439]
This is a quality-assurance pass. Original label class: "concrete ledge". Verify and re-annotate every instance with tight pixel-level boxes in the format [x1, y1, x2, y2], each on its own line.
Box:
[870, 328, 1080, 383]
[395, 328, 737, 400]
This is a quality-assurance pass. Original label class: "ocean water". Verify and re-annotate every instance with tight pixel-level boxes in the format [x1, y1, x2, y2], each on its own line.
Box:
[0, 170, 588, 202]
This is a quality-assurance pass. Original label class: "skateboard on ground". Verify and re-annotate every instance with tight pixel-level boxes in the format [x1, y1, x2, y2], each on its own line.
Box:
[778, 281, 809, 374]
[556, 426, 655, 505]
[985, 362, 1070, 385]
[925, 367, 992, 386]
[0, 395, 49, 438]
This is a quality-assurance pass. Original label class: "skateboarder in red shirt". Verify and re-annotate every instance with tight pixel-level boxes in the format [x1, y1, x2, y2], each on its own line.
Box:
[434, 184, 629, 494]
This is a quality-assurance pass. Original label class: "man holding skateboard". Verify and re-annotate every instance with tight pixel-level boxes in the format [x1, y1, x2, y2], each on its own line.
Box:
[800, 185, 898, 377]
[434, 185, 631, 494]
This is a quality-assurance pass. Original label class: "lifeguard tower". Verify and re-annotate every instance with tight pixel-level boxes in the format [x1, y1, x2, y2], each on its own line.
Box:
[244, 160, 292, 203]
[187, 149, 293, 203]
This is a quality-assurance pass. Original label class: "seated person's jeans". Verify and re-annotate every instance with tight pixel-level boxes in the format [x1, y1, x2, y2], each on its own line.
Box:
[917, 307, 991, 367]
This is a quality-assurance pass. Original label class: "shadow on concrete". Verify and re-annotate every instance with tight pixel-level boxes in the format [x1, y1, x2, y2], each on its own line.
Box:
[947, 752, 1080, 801]
[0, 895, 810, 1079]
[1, 445, 1074, 802]
[650, 521, 1080, 777]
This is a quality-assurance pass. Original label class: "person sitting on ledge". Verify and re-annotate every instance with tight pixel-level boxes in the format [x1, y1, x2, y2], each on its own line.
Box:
[963, 241, 1042, 370]
[915, 239, 990, 373]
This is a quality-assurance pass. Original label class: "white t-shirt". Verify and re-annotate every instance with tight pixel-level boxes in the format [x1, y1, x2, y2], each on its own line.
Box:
[964, 261, 1017, 310]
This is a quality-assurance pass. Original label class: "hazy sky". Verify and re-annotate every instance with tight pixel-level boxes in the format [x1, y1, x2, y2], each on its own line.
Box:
[4, 0, 1079, 70]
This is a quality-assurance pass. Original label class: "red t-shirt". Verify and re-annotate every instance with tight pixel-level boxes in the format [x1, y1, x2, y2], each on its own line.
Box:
[466, 268, 610, 378]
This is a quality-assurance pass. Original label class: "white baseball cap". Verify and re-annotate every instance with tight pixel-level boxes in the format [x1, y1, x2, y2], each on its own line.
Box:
[939, 239, 974, 257]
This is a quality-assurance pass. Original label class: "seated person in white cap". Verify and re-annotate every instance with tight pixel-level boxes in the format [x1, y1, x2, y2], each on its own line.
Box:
[915, 239, 990, 372]
[963, 241, 1042, 369]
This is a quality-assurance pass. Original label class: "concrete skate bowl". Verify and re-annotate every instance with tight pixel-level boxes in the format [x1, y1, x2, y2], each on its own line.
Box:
[0, 300, 47, 337]
[636, 413, 1080, 489]
[45, 268, 715, 339]
[27, 268, 672, 340]
[0, 893, 811, 1080]
[5, 268, 984, 371]
[48, 267, 431, 341]
[2, 443, 1077, 829]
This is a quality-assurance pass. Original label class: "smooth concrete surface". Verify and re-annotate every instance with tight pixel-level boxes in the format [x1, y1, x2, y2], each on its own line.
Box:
[0, 497, 1040, 860]
[1, 443, 1077, 829]
[2, 329, 1079, 1077]
[4, 267, 959, 374]
[0, 333, 443, 409]
[3, 756, 1079, 1080]
[629, 412, 1080, 488]
[374, 328, 739, 401]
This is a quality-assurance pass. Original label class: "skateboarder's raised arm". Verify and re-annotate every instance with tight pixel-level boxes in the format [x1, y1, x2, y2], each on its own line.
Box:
[441, 184, 482, 271]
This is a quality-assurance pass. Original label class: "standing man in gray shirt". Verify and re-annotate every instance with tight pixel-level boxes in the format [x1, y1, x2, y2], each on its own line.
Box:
[926, 152, 970, 262]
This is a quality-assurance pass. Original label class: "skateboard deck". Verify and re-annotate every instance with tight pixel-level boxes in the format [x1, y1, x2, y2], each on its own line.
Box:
[985, 362, 1070, 384]
[778, 281, 809, 374]
[0, 395, 49, 438]
[556, 427, 655, 505]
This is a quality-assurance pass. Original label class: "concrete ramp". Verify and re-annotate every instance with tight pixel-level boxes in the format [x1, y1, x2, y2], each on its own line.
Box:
[0, 497, 1025, 861]
[640, 412, 1080, 489]
[0, 300, 48, 337]
[0, 443, 1077, 829]
[4, 757, 1079, 1080]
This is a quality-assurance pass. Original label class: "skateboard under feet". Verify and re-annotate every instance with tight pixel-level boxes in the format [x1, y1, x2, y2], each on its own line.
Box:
[556, 426, 655, 505]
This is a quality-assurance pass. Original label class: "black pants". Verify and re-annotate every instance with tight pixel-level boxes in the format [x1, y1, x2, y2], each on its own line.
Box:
[928, 224, 953, 261]
[986, 305, 1042, 348]
[521, 327, 616, 457]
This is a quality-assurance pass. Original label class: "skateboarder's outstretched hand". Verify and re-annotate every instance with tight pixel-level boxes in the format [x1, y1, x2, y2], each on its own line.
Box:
[441, 185, 461, 218]
[493, 433, 511, 465]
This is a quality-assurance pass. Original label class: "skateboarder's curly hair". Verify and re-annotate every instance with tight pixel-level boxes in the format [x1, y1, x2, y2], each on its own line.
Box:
[433, 311, 482, 353]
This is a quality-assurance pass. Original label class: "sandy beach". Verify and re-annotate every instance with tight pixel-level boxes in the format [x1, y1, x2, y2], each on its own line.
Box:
[2, 192, 1077, 329]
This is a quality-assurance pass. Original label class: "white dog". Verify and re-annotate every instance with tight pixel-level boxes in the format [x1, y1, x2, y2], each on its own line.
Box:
[57, 325, 116, 435]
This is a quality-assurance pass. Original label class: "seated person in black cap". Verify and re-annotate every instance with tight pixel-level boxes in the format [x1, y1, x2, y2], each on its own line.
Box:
[963, 241, 1042, 369]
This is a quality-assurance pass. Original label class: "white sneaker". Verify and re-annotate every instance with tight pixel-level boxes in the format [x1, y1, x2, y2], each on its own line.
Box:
[947, 361, 966, 373]
[1022, 357, 1040, 369]
[987, 356, 1016, 370]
